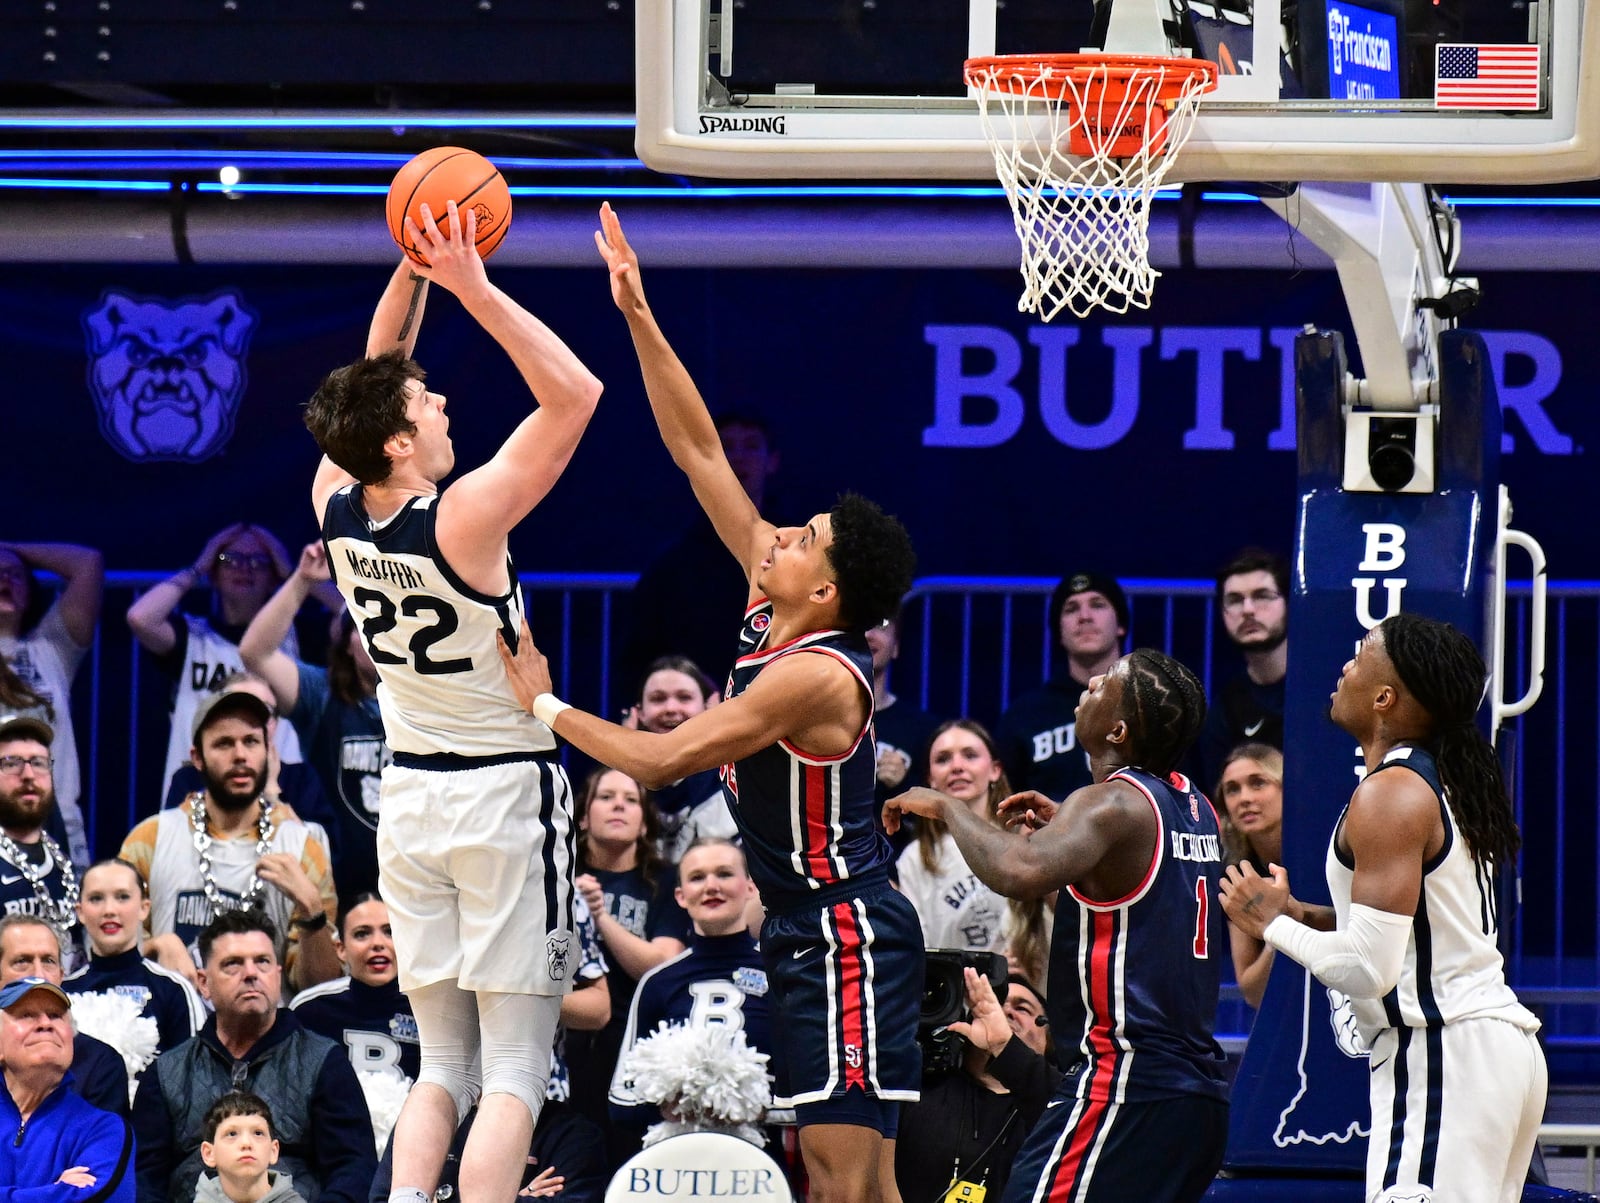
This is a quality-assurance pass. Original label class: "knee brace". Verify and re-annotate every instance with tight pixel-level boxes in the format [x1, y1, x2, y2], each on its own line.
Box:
[408, 979, 483, 1121]
[477, 991, 563, 1119]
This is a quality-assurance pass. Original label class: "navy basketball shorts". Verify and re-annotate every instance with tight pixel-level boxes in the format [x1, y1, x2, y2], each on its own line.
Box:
[1001, 1088, 1228, 1203]
[760, 882, 924, 1130]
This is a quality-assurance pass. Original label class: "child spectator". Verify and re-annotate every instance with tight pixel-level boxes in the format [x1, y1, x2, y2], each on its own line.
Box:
[197, 1092, 307, 1203]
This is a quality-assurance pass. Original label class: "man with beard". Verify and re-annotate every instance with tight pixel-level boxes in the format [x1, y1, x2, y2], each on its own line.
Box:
[0, 715, 81, 963]
[1190, 548, 1289, 792]
[119, 689, 339, 993]
[0, 541, 103, 871]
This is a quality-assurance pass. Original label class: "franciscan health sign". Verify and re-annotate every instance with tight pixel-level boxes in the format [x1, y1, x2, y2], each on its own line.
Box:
[1324, 0, 1402, 99]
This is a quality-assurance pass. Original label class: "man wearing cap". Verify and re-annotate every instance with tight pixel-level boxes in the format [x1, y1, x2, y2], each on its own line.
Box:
[0, 714, 81, 964]
[994, 572, 1129, 800]
[119, 687, 339, 992]
[0, 912, 132, 1116]
[0, 975, 135, 1203]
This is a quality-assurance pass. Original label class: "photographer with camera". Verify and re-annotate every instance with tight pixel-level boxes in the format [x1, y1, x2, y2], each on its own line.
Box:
[895, 960, 1059, 1203]
[885, 649, 1228, 1203]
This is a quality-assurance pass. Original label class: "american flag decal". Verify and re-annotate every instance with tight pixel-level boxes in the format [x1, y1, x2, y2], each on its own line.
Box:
[1435, 44, 1541, 110]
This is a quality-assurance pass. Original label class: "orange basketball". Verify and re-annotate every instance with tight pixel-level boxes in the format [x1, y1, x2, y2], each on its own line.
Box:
[386, 147, 512, 267]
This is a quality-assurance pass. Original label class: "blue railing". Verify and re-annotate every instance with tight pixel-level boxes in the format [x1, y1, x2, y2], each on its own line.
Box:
[81, 572, 1596, 1042]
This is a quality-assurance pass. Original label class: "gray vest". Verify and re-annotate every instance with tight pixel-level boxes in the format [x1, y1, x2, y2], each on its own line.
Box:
[155, 1018, 335, 1203]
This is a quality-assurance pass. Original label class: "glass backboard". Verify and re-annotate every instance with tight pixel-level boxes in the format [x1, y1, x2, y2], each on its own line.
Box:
[636, 0, 1599, 185]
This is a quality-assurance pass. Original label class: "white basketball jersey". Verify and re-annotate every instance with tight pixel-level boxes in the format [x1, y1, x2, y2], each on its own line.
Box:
[321, 486, 556, 757]
[1327, 744, 1537, 1042]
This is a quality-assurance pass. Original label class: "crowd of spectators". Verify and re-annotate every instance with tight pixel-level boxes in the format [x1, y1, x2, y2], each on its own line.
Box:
[0, 527, 1289, 1201]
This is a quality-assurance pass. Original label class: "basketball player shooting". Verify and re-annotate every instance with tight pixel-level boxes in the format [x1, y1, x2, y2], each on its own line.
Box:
[496, 201, 923, 1203]
[303, 199, 603, 1203]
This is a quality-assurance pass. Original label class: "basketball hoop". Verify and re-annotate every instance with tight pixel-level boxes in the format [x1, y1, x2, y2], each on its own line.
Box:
[965, 53, 1219, 320]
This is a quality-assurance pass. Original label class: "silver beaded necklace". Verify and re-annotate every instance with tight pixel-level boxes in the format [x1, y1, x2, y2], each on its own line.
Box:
[0, 829, 78, 932]
[188, 791, 276, 915]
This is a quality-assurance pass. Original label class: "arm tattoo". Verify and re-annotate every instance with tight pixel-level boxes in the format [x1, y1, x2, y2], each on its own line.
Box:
[396, 272, 426, 341]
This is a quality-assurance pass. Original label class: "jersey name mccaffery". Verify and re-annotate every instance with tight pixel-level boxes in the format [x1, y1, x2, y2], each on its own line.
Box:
[342, 548, 424, 590]
[1170, 830, 1222, 863]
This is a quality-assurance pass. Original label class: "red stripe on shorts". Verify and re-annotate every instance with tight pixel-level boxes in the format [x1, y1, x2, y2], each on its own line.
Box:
[832, 901, 868, 1089]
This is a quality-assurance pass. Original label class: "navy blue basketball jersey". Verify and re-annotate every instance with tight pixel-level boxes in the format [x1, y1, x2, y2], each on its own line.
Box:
[1048, 767, 1229, 1104]
[719, 599, 892, 911]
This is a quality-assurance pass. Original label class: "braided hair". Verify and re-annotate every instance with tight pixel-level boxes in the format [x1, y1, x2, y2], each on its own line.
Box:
[1380, 613, 1520, 869]
[1123, 649, 1208, 777]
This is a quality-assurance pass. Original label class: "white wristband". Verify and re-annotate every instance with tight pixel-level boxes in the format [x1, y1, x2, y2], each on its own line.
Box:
[531, 693, 571, 729]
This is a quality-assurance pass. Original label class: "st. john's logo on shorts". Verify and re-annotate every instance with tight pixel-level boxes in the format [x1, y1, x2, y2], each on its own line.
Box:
[83, 288, 258, 463]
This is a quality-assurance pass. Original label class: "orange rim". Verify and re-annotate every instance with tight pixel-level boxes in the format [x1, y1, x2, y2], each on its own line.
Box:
[964, 53, 1219, 103]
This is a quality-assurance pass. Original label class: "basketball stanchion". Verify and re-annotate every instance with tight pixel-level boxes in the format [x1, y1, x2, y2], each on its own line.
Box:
[964, 54, 1219, 320]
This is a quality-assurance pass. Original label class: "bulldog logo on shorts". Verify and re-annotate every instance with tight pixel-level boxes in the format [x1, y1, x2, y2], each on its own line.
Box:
[546, 932, 572, 981]
[83, 288, 258, 463]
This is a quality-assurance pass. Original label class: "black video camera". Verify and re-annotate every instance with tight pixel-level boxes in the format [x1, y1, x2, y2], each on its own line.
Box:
[917, 948, 1008, 1077]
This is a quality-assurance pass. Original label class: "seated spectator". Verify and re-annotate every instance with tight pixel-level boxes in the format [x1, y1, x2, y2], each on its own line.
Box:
[629, 657, 734, 862]
[120, 688, 339, 992]
[133, 910, 374, 1203]
[866, 609, 941, 853]
[1215, 743, 1285, 1009]
[564, 767, 689, 1165]
[197, 1092, 307, 1203]
[0, 714, 83, 966]
[0, 913, 130, 1115]
[895, 721, 1012, 956]
[161, 673, 335, 837]
[608, 838, 778, 1160]
[289, 894, 417, 1082]
[126, 524, 324, 796]
[66, 858, 206, 1057]
[994, 572, 1128, 800]
[894, 970, 1060, 1203]
[0, 540, 104, 870]
[240, 544, 386, 896]
[0, 976, 134, 1203]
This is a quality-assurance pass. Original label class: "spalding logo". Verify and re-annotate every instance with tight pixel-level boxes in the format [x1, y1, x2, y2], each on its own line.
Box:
[83, 289, 257, 463]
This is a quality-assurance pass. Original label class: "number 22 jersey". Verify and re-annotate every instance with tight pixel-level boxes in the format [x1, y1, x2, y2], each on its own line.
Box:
[321, 485, 556, 757]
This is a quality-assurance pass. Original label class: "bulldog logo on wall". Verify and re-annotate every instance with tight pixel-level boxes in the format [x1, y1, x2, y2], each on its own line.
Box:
[83, 288, 258, 462]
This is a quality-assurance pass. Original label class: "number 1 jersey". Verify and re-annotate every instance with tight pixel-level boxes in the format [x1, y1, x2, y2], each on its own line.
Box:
[321, 485, 556, 757]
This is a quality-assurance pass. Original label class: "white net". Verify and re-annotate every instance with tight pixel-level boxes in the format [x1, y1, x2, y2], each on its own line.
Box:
[967, 56, 1217, 320]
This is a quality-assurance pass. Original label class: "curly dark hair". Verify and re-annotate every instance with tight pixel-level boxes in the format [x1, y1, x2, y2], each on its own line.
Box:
[825, 493, 916, 634]
[303, 349, 424, 485]
[1380, 613, 1520, 869]
[1123, 648, 1208, 777]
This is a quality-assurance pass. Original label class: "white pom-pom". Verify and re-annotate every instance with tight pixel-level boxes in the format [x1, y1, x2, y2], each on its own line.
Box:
[620, 1023, 772, 1146]
[357, 1069, 413, 1155]
[68, 990, 161, 1101]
